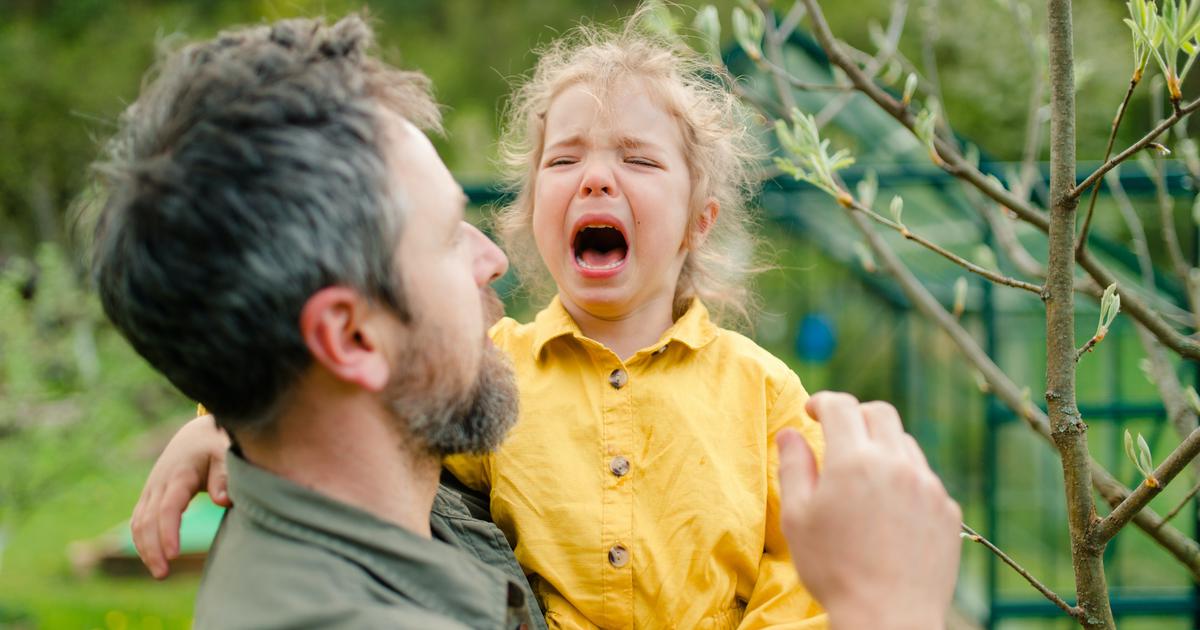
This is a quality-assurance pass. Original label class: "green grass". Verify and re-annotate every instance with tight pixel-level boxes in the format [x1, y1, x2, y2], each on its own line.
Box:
[0, 461, 199, 629]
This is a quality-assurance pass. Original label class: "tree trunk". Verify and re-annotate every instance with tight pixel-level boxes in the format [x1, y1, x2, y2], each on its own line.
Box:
[1044, 0, 1114, 626]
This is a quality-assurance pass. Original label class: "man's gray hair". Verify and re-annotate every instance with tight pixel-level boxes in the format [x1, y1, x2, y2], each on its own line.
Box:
[83, 15, 441, 433]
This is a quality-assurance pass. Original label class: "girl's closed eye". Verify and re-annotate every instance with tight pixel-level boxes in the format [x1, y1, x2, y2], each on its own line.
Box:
[624, 156, 660, 168]
[545, 156, 578, 167]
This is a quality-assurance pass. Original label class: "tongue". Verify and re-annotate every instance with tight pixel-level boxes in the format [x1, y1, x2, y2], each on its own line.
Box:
[580, 246, 625, 268]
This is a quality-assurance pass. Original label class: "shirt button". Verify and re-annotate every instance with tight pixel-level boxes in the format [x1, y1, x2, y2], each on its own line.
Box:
[609, 455, 630, 477]
[608, 543, 630, 568]
[608, 368, 628, 389]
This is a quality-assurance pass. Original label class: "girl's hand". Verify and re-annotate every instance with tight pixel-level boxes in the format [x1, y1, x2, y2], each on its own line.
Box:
[131, 413, 232, 579]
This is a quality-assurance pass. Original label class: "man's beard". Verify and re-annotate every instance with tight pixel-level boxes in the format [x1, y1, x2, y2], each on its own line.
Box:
[384, 294, 518, 457]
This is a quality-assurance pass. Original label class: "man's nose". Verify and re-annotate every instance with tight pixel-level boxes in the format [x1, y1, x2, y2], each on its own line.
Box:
[578, 160, 618, 198]
[467, 222, 509, 286]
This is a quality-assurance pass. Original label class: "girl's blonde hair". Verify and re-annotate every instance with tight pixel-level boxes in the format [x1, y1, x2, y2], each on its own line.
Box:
[494, 9, 764, 327]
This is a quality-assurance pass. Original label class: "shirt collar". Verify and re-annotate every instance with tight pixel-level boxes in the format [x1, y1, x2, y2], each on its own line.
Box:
[225, 450, 520, 628]
[531, 295, 719, 359]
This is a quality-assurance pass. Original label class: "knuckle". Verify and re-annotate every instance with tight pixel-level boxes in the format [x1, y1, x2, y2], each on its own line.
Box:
[860, 400, 899, 418]
[828, 392, 860, 407]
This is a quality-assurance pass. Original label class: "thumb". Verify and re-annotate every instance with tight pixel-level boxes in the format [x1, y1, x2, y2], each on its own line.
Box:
[777, 428, 818, 509]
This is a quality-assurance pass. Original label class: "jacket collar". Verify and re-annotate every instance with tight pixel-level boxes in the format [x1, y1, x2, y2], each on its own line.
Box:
[225, 451, 519, 628]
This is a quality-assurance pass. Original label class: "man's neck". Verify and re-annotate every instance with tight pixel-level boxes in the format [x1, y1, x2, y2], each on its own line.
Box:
[237, 394, 440, 538]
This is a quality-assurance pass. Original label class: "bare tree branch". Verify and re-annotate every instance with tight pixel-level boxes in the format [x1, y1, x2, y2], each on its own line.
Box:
[845, 198, 1044, 294]
[1070, 97, 1200, 199]
[777, 0, 809, 42]
[1096, 426, 1200, 543]
[961, 523, 1083, 620]
[1075, 74, 1141, 258]
[1159, 478, 1200, 527]
[801, 0, 1200, 362]
[814, 0, 908, 129]
[839, 192, 1200, 581]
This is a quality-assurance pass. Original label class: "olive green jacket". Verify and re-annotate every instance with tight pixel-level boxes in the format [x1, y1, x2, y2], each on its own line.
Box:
[194, 451, 545, 629]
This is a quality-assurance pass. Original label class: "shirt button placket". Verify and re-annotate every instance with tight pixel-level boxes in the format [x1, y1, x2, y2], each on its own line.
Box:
[601, 359, 633, 627]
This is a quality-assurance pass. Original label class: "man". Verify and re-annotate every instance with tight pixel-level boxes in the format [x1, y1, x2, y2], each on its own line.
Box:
[88, 16, 535, 629]
[89, 14, 960, 629]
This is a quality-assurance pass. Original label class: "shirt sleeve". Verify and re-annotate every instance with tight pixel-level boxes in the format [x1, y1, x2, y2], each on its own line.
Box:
[738, 370, 828, 629]
[442, 452, 493, 492]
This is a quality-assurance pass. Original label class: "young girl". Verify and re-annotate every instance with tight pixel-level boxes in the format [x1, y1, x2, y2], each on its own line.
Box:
[138, 15, 826, 630]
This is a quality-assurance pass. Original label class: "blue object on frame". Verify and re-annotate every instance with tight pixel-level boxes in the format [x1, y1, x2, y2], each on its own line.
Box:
[795, 313, 837, 363]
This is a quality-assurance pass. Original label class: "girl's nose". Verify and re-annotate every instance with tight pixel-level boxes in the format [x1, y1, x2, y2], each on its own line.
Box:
[578, 160, 618, 198]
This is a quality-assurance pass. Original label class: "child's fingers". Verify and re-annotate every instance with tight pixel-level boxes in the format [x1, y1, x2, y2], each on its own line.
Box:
[777, 428, 819, 517]
[131, 488, 169, 579]
[207, 450, 231, 507]
[157, 475, 195, 563]
[804, 392, 867, 457]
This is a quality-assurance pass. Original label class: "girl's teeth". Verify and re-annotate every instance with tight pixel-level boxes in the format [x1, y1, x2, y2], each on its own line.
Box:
[576, 255, 623, 270]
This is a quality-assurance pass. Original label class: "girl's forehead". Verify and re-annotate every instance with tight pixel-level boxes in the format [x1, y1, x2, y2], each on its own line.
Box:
[543, 80, 684, 149]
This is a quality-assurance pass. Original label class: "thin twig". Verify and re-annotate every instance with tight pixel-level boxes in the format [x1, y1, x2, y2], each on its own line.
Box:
[1148, 153, 1191, 282]
[1075, 73, 1140, 258]
[1106, 170, 1156, 292]
[758, 0, 800, 116]
[730, 81, 787, 121]
[846, 198, 1044, 294]
[961, 523, 1083, 621]
[776, 0, 808, 42]
[760, 59, 856, 92]
[1159, 478, 1200, 527]
[1070, 97, 1200, 199]
[813, 0, 908, 129]
[1075, 335, 1102, 362]
[1096, 425, 1200, 543]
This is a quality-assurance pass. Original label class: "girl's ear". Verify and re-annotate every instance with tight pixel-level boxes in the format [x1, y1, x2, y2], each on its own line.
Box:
[691, 198, 720, 248]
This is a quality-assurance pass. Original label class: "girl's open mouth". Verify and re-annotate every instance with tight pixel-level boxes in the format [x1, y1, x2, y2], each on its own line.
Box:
[572, 221, 628, 277]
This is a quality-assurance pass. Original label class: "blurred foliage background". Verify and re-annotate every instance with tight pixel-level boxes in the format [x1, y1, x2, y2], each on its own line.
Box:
[0, 0, 1187, 628]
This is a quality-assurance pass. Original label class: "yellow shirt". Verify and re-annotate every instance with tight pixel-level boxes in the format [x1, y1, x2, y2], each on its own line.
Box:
[446, 298, 827, 629]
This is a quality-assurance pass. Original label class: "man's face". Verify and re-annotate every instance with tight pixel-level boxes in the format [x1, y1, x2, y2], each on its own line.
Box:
[378, 112, 518, 455]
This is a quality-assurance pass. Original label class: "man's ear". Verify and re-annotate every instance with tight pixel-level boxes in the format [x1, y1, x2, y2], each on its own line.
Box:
[299, 287, 391, 393]
[691, 198, 720, 248]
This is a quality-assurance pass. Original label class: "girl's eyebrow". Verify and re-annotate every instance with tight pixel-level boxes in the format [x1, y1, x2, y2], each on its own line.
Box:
[544, 134, 666, 153]
[544, 134, 586, 152]
[616, 135, 664, 152]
